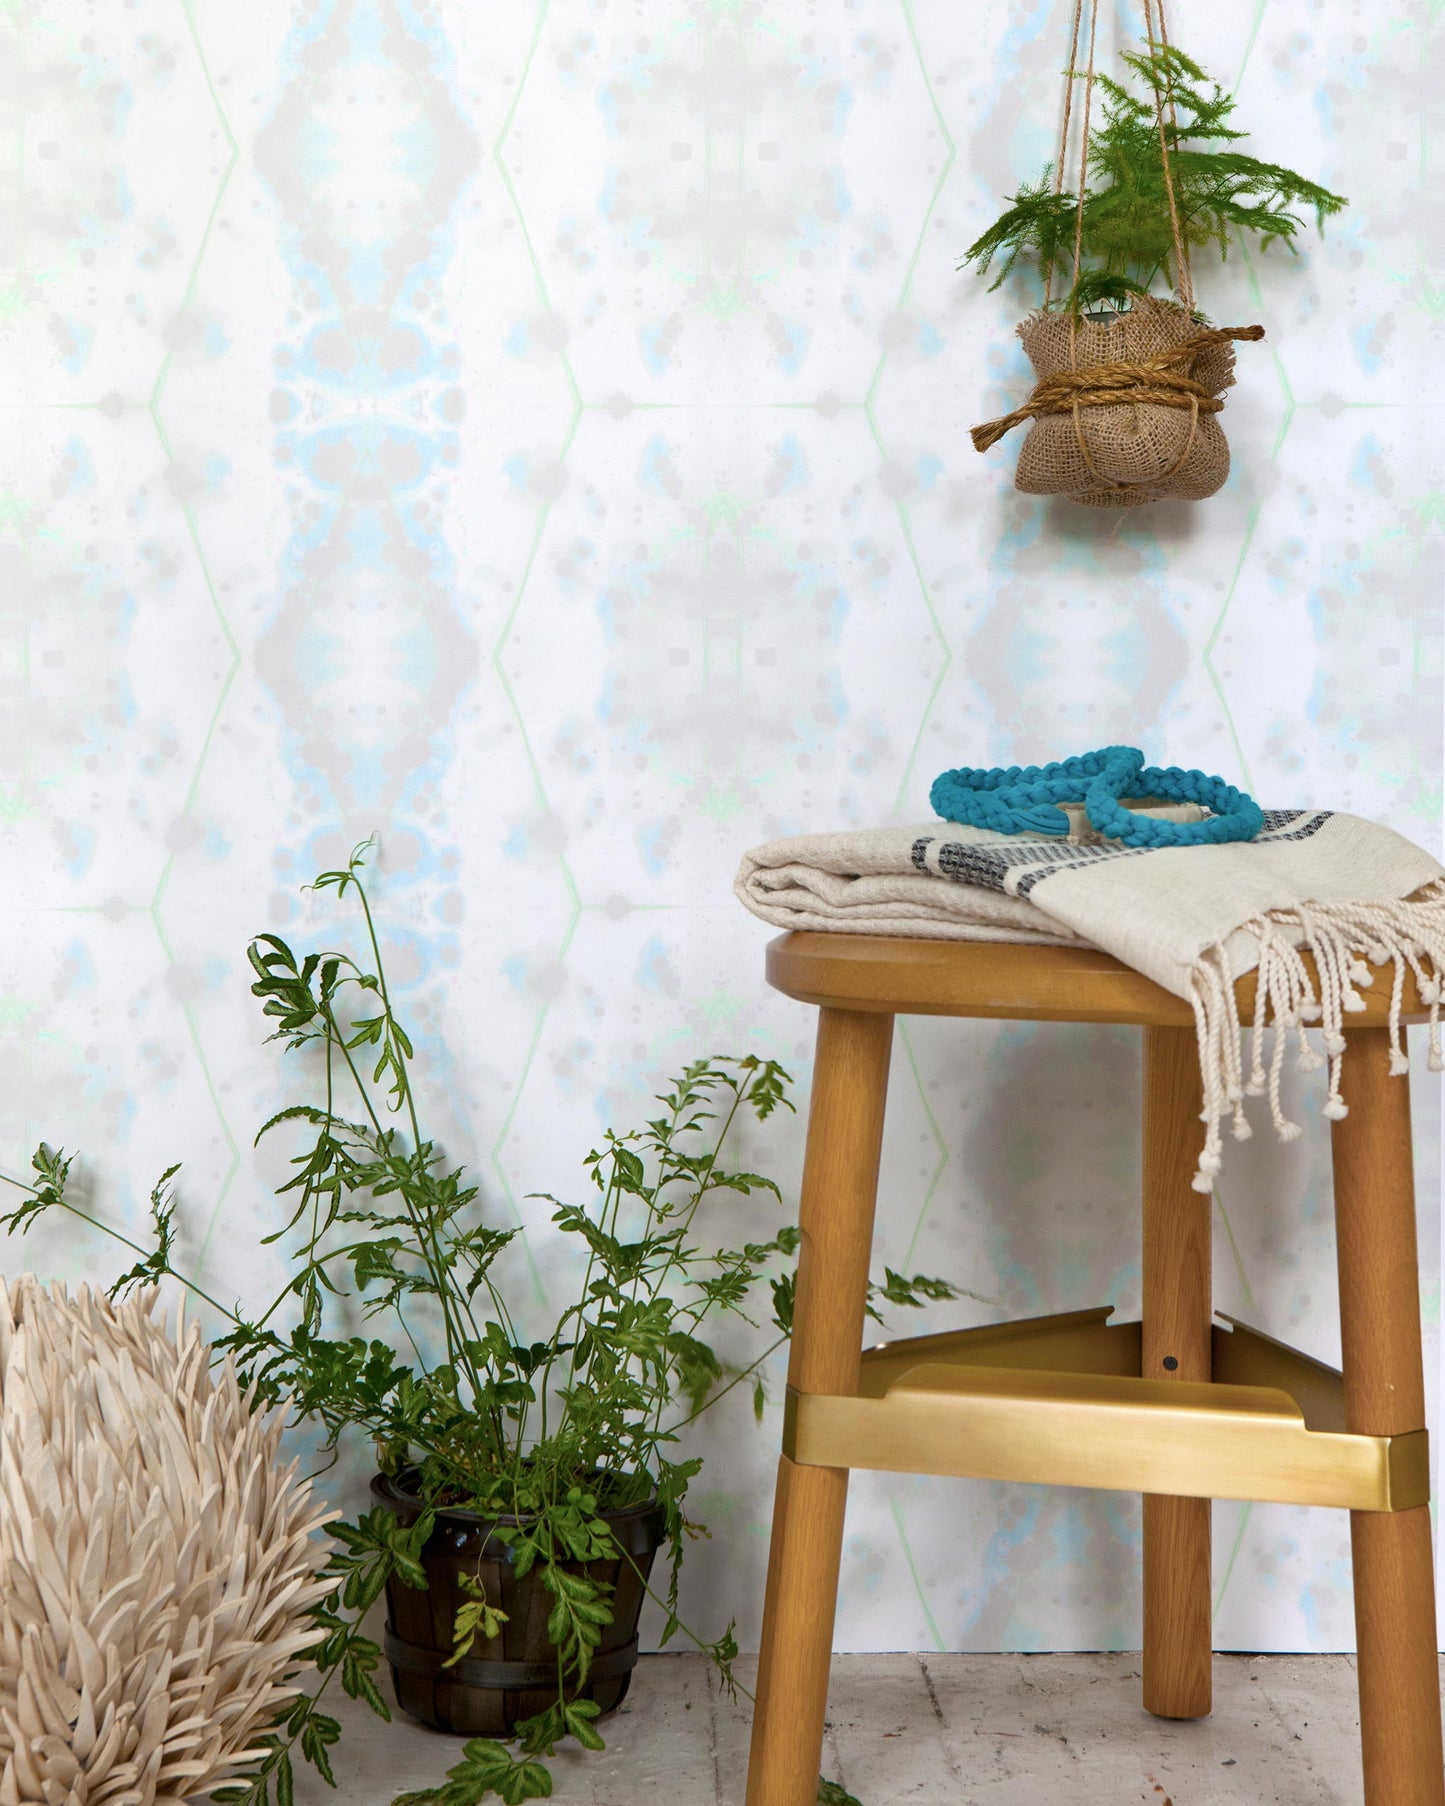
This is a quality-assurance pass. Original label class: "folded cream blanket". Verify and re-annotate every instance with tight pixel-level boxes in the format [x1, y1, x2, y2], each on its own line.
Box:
[736, 808, 1445, 1189]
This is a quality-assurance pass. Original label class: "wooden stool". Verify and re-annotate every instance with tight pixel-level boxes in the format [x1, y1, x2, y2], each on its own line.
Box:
[746, 932, 1444, 1806]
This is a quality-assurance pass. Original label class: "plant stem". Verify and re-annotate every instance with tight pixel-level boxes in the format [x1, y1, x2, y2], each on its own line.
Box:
[0, 1173, 238, 1324]
[329, 1007, 482, 1402]
[674, 1334, 788, 1429]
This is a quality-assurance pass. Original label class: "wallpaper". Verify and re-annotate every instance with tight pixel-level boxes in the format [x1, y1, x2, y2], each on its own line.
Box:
[2, 0, 1441, 1659]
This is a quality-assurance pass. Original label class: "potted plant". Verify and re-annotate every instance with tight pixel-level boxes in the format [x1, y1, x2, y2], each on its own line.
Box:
[962, 31, 1346, 505]
[3, 842, 952, 1806]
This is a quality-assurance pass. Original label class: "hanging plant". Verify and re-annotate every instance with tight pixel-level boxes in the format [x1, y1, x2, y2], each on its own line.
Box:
[962, 0, 1347, 507]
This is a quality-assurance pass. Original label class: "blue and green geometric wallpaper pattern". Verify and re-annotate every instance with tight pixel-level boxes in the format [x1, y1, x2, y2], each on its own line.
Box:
[2, 0, 1440, 1654]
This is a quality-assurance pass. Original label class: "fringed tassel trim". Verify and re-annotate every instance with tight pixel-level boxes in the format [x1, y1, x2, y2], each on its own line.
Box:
[1187, 879, 1445, 1193]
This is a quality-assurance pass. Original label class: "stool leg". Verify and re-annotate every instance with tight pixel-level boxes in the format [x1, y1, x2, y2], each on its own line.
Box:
[1142, 1024, 1213, 1720]
[1333, 1027, 1444, 1806]
[746, 1006, 894, 1806]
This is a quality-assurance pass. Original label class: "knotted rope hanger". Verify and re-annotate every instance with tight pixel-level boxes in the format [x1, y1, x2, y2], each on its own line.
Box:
[1042, 0, 1191, 314]
[972, 0, 1264, 478]
[1142, 0, 1192, 312]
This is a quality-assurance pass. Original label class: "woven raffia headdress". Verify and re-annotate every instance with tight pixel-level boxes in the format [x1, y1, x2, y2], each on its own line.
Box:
[0, 1280, 333, 1806]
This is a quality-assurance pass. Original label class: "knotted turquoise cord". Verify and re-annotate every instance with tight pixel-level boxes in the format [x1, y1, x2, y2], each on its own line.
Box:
[928, 747, 1263, 848]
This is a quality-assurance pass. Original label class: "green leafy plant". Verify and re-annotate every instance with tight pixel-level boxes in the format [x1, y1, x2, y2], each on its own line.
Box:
[2, 842, 951, 1806]
[962, 43, 1347, 313]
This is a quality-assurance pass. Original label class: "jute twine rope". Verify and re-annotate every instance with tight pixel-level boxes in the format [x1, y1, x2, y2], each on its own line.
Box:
[971, 322, 1266, 455]
[1043, 0, 1087, 310]
[1143, 0, 1192, 310]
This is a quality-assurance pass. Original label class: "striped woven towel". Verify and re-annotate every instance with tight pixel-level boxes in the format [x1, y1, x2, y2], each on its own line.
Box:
[735, 806, 1445, 1190]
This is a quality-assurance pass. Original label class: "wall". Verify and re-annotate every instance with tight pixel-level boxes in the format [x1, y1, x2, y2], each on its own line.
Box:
[3, 0, 1440, 1656]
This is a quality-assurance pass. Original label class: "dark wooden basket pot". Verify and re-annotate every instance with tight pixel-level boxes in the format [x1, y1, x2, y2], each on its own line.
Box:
[371, 1470, 667, 1737]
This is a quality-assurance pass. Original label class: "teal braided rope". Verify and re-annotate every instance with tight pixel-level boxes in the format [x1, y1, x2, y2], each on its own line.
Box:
[928, 747, 1264, 848]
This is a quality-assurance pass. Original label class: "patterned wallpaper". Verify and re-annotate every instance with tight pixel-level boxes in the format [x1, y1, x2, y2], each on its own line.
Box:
[3, 0, 1440, 1658]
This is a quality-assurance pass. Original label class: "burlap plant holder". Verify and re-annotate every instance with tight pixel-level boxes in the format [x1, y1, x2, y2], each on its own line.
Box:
[970, 0, 1263, 508]
[974, 299, 1264, 508]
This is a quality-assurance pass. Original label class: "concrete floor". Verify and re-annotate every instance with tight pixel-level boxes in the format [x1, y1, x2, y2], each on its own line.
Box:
[292, 1651, 1419, 1804]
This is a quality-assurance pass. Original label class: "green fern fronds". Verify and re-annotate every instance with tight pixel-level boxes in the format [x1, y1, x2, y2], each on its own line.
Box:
[962, 44, 1347, 313]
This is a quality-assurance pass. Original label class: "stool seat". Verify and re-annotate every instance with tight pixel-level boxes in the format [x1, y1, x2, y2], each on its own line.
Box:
[767, 930, 1432, 1027]
[745, 932, 1445, 1806]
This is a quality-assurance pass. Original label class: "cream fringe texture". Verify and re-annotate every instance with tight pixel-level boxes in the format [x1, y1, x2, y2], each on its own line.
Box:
[0, 1280, 333, 1806]
[1188, 881, 1445, 1192]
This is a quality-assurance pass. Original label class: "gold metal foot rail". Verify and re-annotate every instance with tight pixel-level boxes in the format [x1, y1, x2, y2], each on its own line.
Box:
[781, 1307, 1428, 1513]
